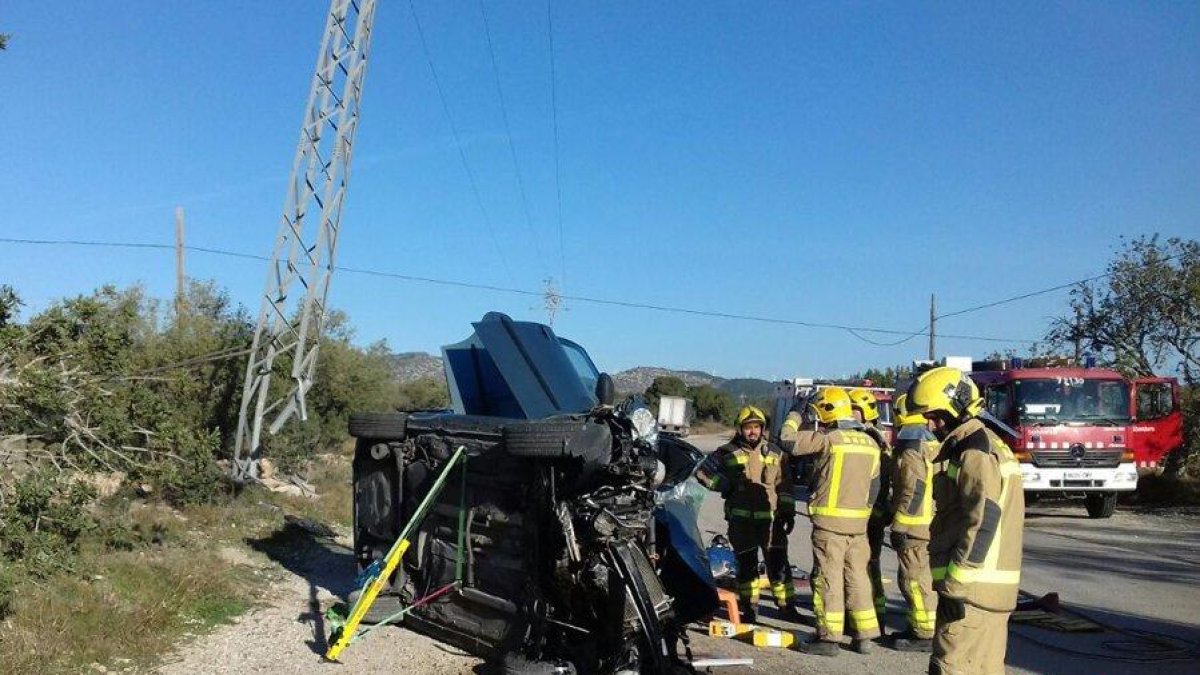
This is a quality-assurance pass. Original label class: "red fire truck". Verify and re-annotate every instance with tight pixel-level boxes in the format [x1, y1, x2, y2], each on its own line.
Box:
[970, 358, 1183, 518]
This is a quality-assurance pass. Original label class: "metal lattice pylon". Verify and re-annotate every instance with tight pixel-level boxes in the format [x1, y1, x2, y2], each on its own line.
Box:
[233, 0, 377, 482]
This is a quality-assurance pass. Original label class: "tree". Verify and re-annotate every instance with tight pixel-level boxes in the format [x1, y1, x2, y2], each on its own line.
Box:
[645, 376, 687, 412]
[1045, 236, 1200, 382]
[689, 384, 736, 424]
[0, 285, 20, 326]
[0, 34, 9, 51]
[1045, 236, 1200, 475]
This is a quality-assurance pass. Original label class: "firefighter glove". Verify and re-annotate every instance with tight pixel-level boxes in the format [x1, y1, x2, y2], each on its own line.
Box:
[937, 594, 966, 623]
[889, 530, 908, 551]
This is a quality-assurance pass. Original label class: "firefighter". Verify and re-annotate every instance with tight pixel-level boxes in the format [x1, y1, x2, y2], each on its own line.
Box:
[906, 367, 1024, 675]
[780, 387, 881, 656]
[849, 387, 893, 627]
[886, 394, 940, 652]
[695, 406, 798, 623]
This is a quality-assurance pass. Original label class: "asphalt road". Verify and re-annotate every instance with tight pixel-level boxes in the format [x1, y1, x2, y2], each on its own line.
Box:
[684, 433, 1200, 674]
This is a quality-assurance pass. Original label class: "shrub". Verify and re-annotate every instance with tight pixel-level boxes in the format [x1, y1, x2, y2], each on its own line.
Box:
[0, 470, 97, 578]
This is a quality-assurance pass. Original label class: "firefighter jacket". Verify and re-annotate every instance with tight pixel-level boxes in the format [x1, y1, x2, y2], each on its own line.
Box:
[889, 424, 940, 540]
[864, 423, 893, 523]
[930, 417, 1025, 612]
[780, 413, 881, 536]
[696, 437, 794, 522]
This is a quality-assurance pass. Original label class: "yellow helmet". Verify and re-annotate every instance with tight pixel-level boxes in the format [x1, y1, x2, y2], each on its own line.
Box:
[735, 405, 767, 428]
[906, 366, 983, 421]
[894, 393, 926, 426]
[848, 388, 880, 422]
[810, 387, 854, 424]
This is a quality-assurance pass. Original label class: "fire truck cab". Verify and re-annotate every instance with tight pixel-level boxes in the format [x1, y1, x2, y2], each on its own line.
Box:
[970, 359, 1138, 519]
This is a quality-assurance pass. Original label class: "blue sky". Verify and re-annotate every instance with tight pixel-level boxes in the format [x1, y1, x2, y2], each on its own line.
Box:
[2, 1, 1197, 379]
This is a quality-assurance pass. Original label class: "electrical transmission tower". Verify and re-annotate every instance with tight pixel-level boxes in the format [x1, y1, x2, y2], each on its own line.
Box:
[232, 0, 377, 482]
[542, 278, 564, 326]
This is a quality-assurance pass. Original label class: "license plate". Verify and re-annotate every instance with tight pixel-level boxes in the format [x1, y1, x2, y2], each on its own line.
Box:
[1064, 471, 1092, 479]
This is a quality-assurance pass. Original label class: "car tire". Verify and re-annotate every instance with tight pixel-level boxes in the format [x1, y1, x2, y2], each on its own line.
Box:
[1085, 492, 1117, 519]
[503, 420, 609, 460]
[349, 412, 408, 439]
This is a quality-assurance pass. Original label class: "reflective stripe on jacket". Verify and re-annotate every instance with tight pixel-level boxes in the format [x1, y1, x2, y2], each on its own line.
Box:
[696, 438, 792, 521]
[929, 418, 1025, 612]
[890, 424, 940, 539]
[780, 413, 881, 535]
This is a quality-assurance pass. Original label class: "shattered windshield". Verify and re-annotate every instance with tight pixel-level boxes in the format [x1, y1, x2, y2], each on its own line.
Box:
[1013, 378, 1131, 425]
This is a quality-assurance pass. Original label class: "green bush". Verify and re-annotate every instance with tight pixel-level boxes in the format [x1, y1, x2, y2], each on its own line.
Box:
[0, 564, 16, 620]
[144, 426, 230, 507]
[0, 470, 97, 579]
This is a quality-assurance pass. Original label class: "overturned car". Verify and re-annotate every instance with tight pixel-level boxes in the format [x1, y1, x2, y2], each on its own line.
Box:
[349, 312, 717, 674]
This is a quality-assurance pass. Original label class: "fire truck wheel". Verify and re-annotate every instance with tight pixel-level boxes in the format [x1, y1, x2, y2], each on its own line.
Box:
[1085, 492, 1117, 519]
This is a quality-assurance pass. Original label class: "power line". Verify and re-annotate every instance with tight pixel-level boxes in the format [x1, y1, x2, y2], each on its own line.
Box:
[877, 251, 1192, 348]
[936, 271, 1112, 321]
[477, 0, 547, 271]
[546, 0, 567, 289]
[0, 236, 1033, 345]
[408, 0, 516, 285]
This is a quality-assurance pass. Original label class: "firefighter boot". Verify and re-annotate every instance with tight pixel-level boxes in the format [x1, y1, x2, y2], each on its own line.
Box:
[889, 629, 933, 652]
[802, 639, 840, 657]
[853, 638, 874, 654]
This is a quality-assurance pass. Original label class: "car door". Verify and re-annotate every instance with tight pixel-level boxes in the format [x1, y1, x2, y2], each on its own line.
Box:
[1129, 377, 1183, 470]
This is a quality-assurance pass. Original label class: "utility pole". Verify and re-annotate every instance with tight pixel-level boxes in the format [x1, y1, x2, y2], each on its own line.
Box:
[175, 206, 186, 316]
[928, 294, 937, 361]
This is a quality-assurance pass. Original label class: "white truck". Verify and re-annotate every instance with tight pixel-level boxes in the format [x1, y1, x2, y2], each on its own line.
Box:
[656, 396, 693, 437]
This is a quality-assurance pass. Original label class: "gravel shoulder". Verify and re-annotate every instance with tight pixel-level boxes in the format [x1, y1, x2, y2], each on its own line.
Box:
[154, 528, 483, 675]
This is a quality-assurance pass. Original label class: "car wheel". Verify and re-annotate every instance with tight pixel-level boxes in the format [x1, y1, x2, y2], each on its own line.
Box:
[1085, 492, 1117, 519]
[349, 412, 408, 439]
[503, 419, 611, 460]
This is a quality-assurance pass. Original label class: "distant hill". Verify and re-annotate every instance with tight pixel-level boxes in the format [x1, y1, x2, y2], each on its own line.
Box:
[387, 354, 779, 401]
[388, 351, 444, 383]
[611, 367, 718, 393]
[612, 366, 777, 401]
[716, 377, 779, 400]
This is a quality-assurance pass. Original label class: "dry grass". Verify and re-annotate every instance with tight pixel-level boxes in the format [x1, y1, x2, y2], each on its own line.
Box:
[0, 452, 354, 674]
[0, 545, 255, 674]
[692, 420, 733, 436]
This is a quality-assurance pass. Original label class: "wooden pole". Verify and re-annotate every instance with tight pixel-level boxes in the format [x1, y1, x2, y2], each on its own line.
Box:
[175, 206, 186, 316]
[928, 294, 937, 361]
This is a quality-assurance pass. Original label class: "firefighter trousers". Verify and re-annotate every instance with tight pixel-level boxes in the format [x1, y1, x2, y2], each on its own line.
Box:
[897, 541, 936, 639]
[728, 518, 794, 610]
[810, 528, 880, 642]
[929, 604, 1010, 675]
[867, 515, 887, 618]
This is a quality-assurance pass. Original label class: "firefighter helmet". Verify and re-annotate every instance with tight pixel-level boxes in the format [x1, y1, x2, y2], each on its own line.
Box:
[894, 393, 926, 426]
[735, 405, 767, 428]
[906, 367, 983, 421]
[811, 387, 854, 424]
[848, 388, 880, 422]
